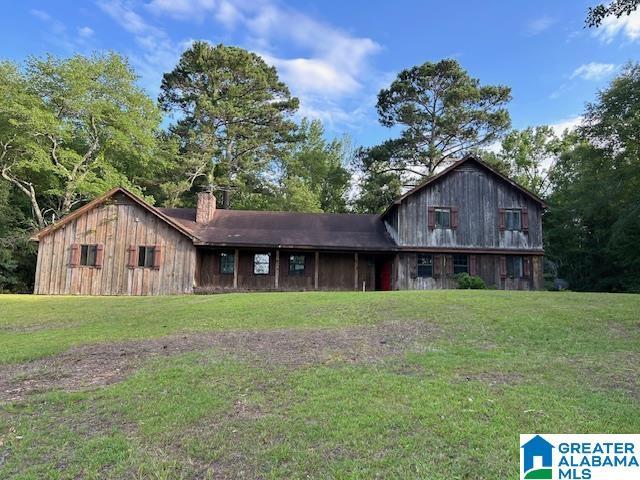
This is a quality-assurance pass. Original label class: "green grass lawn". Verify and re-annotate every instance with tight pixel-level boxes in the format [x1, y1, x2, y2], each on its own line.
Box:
[0, 290, 638, 479]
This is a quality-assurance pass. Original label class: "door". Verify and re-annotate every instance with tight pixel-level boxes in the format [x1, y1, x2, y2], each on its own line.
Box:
[380, 260, 392, 291]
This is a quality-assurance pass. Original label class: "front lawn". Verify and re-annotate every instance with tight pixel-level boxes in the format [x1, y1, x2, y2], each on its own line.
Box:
[0, 290, 638, 479]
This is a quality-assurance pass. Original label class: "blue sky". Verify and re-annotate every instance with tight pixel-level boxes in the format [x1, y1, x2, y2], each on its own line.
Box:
[3, 0, 639, 147]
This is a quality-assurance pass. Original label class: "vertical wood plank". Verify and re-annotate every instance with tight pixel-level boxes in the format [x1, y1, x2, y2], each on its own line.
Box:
[233, 248, 239, 289]
[274, 249, 280, 289]
[354, 252, 358, 291]
[314, 251, 319, 290]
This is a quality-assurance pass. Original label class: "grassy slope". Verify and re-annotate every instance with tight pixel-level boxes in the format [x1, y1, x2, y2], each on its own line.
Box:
[0, 290, 639, 479]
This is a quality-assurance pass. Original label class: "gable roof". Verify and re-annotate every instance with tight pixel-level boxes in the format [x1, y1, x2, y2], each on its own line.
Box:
[381, 154, 547, 218]
[158, 208, 396, 251]
[32, 187, 198, 241]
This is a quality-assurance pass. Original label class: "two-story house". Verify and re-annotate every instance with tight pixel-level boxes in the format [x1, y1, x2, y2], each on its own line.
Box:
[32, 154, 545, 295]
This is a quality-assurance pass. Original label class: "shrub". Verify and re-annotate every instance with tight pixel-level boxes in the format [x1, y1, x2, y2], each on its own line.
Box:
[456, 272, 486, 289]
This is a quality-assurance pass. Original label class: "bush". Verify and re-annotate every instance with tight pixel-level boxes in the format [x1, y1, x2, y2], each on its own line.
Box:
[456, 272, 486, 289]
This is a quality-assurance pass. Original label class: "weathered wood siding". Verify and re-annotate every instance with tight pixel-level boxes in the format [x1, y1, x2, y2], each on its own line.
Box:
[393, 253, 543, 290]
[34, 194, 195, 295]
[195, 249, 376, 292]
[385, 162, 543, 250]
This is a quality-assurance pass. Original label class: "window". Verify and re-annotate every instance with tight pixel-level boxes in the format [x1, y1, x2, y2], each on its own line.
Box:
[220, 252, 235, 274]
[417, 254, 433, 277]
[138, 246, 155, 268]
[505, 209, 522, 231]
[507, 256, 523, 278]
[253, 253, 270, 275]
[453, 254, 468, 274]
[435, 208, 451, 229]
[80, 244, 98, 266]
[289, 255, 305, 275]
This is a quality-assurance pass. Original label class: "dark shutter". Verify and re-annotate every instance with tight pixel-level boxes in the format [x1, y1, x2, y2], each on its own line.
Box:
[499, 256, 507, 279]
[409, 254, 417, 279]
[523, 256, 531, 277]
[128, 245, 137, 269]
[153, 245, 163, 270]
[446, 255, 454, 275]
[521, 207, 529, 233]
[70, 243, 80, 267]
[498, 208, 506, 231]
[469, 255, 478, 276]
[95, 244, 104, 269]
[451, 207, 458, 230]
[428, 206, 435, 230]
[434, 255, 442, 277]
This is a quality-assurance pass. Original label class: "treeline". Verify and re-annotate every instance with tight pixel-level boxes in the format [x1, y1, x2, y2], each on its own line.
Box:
[1, 42, 639, 292]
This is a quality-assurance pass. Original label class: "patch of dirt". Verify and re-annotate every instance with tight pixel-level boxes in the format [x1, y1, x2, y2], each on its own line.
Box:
[574, 352, 640, 401]
[0, 320, 437, 403]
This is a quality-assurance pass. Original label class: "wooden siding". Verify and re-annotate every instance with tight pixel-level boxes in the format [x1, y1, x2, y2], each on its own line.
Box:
[385, 162, 544, 250]
[34, 194, 195, 295]
[394, 253, 543, 290]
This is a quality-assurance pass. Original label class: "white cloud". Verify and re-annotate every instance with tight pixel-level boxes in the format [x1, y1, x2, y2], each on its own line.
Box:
[525, 15, 556, 36]
[78, 26, 95, 38]
[549, 116, 583, 136]
[594, 9, 640, 43]
[570, 62, 616, 80]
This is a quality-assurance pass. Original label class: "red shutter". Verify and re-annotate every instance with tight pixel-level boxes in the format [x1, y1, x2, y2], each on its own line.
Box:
[128, 245, 137, 269]
[451, 207, 458, 230]
[523, 256, 531, 277]
[95, 244, 104, 269]
[153, 245, 163, 270]
[446, 255, 454, 275]
[428, 207, 435, 230]
[498, 208, 506, 231]
[469, 255, 478, 276]
[499, 256, 507, 279]
[70, 243, 80, 267]
[521, 207, 529, 233]
[434, 254, 442, 277]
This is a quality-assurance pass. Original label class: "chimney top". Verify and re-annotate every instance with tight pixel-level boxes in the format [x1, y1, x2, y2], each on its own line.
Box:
[196, 192, 216, 224]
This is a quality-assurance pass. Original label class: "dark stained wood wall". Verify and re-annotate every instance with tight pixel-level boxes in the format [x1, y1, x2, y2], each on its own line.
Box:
[385, 162, 544, 250]
[34, 194, 196, 295]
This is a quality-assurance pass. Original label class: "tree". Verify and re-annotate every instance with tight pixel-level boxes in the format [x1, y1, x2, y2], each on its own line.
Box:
[159, 41, 299, 209]
[374, 58, 511, 184]
[586, 0, 640, 27]
[486, 126, 560, 196]
[545, 64, 640, 292]
[0, 53, 160, 228]
[352, 144, 403, 213]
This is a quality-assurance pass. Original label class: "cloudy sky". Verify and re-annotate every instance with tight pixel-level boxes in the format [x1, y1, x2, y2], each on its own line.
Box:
[4, 0, 640, 147]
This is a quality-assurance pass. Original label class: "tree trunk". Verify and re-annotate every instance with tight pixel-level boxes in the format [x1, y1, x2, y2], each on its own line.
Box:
[222, 189, 231, 209]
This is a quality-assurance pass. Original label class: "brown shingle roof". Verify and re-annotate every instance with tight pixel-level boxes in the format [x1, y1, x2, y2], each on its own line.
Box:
[157, 208, 397, 251]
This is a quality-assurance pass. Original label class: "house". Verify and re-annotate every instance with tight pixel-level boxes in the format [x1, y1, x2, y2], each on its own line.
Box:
[521, 435, 554, 475]
[32, 154, 546, 295]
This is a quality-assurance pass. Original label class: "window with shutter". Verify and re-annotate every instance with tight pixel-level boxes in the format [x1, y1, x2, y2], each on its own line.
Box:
[522, 207, 529, 232]
[78, 244, 99, 267]
[153, 245, 163, 270]
[427, 207, 435, 230]
[128, 245, 137, 269]
[220, 252, 235, 274]
[435, 208, 451, 229]
[416, 254, 433, 277]
[138, 246, 155, 268]
[498, 208, 506, 231]
[95, 244, 104, 269]
[451, 207, 458, 230]
[453, 254, 468, 274]
[506, 256, 524, 278]
[70, 243, 80, 267]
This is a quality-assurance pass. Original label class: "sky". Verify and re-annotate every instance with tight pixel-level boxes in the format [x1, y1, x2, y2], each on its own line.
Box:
[2, 0, 639, 148]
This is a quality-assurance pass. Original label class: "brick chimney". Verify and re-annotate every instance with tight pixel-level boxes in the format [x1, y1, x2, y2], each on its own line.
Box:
[196, 192, 216, 224]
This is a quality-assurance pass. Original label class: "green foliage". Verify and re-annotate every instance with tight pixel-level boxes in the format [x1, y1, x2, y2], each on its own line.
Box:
[159, 41, 299, 208]
[586, 0, 640, 27]
[545, 64, 640, 292]
[455, 272, 486, 289]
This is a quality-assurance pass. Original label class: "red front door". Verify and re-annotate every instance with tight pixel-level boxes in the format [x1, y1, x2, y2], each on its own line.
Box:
[380, 260, 392, 291]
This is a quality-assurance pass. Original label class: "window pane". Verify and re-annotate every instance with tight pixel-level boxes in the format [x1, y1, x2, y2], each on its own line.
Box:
[80, 245, 88, 265]
[506, 209, 521, 230]
[220, 253, 235, 274]
[254, 254, 270, 274]
[144, 247, 155, 267]
[507, 256, 523, 278]
[435, 208, 451, 228]
[138, 246, 146, 267]
[289, 255, 305, 275]
[87, 245, 97, 266]
[417, 254, 433, 277]
[453, 254, 468, 274]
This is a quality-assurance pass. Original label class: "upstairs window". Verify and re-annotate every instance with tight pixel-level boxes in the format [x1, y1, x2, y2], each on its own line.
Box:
[253, 253, 270, 275]
[220, 252, 235, 274]
[505, 209, 522, 231]
[138, 246, 155, 268]
[507, 256, 523, 278]
[453, 254, 468, 274]
[435, 208, 451, 229]
[417, 254, 433, 277]
[289, 255, 305, 275]
[80, 244, 98, 266]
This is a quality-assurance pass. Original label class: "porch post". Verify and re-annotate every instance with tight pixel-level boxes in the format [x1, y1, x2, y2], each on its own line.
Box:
[314, 251, 319, 290]
[233, 248, 239, 289]
[354, 252, 359, 291]
[274, 249, 280, 289]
